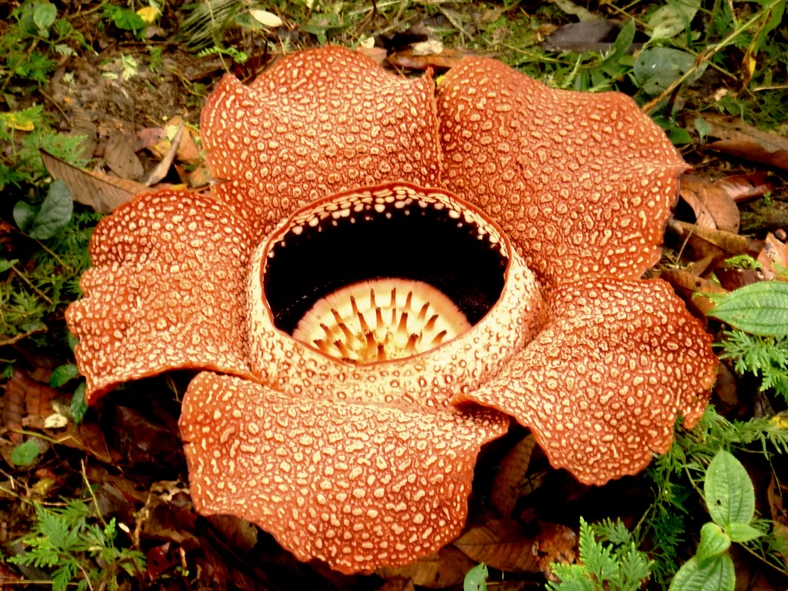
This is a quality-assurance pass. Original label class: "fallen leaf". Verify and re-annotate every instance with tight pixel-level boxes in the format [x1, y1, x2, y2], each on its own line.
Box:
[454, 519, 538, 572]
[377, 546, 475, 588]
[69, 105, 98, 161]
[534, 523, 577, 577]
[549, 0, 601, 21]
[714, 362, 738, 407]
[757, 233, 787, 280]
[207, 515, 258, 557]
[387, 48, 480, 70]
[491, 434, 537, 517]
[660, 269, 728, 315]
[356, 46, 388, 65]
[543, 21, 632, 53]
[145, 124, 183, 186]
[670, 220, 750, 254]
[41, 150, 146, 213]
[716, 267, 762, 291]
[679, 175, 741, 233]
[249, 9, 282, 27]
[702, 114, 788, 170]
[717, 172, 774, 204]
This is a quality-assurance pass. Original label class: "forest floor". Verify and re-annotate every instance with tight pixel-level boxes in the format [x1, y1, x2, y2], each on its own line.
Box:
[0, 1, 787, 590]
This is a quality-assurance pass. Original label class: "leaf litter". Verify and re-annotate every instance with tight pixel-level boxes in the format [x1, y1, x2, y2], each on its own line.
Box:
[1, 0, 787, 590]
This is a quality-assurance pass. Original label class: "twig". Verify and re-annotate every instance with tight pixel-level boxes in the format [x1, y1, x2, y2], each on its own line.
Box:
[37, 89, 71, 125]
[81, 459, 108, 528]
[642, 0, 785, 114]
[0, 326, 47, 347]
[9, 266, 54, 306]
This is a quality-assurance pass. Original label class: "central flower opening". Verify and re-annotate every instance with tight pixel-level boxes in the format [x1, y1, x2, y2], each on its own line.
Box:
[262, 183, 509, 364]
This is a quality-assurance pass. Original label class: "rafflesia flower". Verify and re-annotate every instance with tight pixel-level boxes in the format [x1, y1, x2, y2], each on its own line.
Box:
[66, 46, 717, 574]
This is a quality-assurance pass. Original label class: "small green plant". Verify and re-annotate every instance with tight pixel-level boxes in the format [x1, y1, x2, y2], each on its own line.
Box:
[669, 450, 765, 591]
[196, 44, 248, 65]
[720, 331, 788, 401]
[0, 106, 88, 190]
[101, 3, 147, 40]
[548, 518, 652, 591]
[463, 562, 488, 591]
[0, 1, 85, 90]
[641, 408, 788, 585]
[9, 500, 146, 591]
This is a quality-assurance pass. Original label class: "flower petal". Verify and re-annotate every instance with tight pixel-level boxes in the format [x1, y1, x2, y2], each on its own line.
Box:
[202, 46, 443, 239]
[453, 278, 716, 485]
[437, 58, 688, 286]
[66, 191, 254, 403]
[180, 372, 509, 574]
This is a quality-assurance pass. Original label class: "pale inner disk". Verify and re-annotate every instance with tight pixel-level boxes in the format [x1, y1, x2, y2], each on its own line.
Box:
[292, 278, 472, 364]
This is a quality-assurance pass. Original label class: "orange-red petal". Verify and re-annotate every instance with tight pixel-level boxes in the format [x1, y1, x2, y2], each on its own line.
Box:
[180, 372, 509, 574]
[453, 278, 716, 485]
[437, 58, 688, 287]
[65, 191, 254, 403]
[201, 46, 443, 239]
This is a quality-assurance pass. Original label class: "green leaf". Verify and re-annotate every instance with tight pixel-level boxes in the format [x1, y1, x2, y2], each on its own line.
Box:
[464, 563, 488, 591]
[670, 126, 693, 145]
[708, 282, 788, 336]
[66, 331, 79, 352]
[647, 0, 701, 40]
[603, 19, 635, 66]
[694, 117, 713, 141]
[71, 382, 87, 424]
[29, 180, 73, 239]
[634, 48, 696, 95]
[11, 439, 41, 466]
[705, 450, 755, 527]
[13, 201, 37, 233]
[695, 523, 730, 565]
[50, 364, 79, 388]
[669, 554, 735, 591]
[0, 258, 19, 273]
[725, 522, 764, 543]
[33, 3, 58, 31]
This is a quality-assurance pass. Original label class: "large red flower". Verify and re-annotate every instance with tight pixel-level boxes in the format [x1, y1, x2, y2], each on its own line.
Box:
[66, 46, 716, 574]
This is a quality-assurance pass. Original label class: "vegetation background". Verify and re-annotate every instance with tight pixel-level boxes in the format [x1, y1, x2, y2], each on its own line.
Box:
[0, 0, 786, 589]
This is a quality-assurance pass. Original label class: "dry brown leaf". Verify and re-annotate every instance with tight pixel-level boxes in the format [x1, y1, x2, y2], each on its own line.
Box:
[41, 150, 147, 214]
[757, 233, 787, 280]
[670, 220, 749, 254]
[2, 371, 57, 443]
[105, 132, 145, 180]
[356, 46, 388, 65]
[534, 523, 577, 577]
[717, 172, 775, 204]
[660, 269, 728, 315]
[678, 175, 741, 233]
[387, 48, 479, 70]
[703, 114, 788, 170]
[69, 105, 98, 161]
[491, 434, 537, 517]
[207, 515, 258, 557]
[145, 124, 183, 187]
[685, 254, 718, 276]
[2, 372, 27, 445]
[50, 421, 113, 464]
[377, 546, 475, 588]
[454, 519, 538, 572]
[714, 362, 738, 407]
